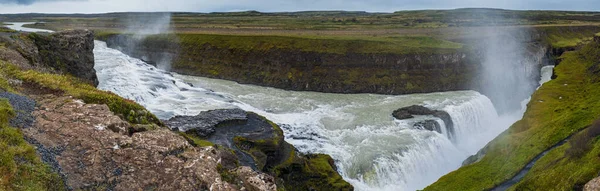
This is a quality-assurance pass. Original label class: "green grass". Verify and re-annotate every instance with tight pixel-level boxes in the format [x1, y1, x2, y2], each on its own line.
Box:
[0, 61, 161, 125]
[0, 99, 65, 191]
[179, 132, 215, 147]
[538, 26, 600, 48]
[425, 32, 600, 191]
[98, 32, 463, 55]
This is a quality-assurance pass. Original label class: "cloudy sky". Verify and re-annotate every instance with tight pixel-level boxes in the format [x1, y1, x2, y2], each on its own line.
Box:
[0, 0, 598, 13]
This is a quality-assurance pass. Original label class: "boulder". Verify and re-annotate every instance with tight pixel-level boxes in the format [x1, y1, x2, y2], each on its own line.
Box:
[393, 105, 454, 138]
[167, 109, 354, 191]
[164, 108, 247, 137]
[414, 120, 442, 134]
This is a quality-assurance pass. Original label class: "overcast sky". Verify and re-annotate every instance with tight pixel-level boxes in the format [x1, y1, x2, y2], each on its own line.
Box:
[0, 0, 599, 13]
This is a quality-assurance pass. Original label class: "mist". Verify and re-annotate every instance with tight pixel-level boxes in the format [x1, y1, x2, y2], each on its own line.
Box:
[111, 12, 178, 71]
[466, 12, 545, 113]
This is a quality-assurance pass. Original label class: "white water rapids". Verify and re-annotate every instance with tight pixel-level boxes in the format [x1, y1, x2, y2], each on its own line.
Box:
[92, 40, 551, 190]
[4, 22, 553, 191]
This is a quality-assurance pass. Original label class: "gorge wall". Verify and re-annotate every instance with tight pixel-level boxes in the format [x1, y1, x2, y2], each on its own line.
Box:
[98, 30, 555, 113]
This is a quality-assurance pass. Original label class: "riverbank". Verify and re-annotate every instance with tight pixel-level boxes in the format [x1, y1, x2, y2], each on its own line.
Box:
[425, 36, 600, 190]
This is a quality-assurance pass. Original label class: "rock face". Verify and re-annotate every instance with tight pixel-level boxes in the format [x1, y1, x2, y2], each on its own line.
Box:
[101, 34, 477, 96]
[393, 105, 454, 137]
[23, 95, 275, 190]
[29, 30, 98, 86]
[166, 109, 354, 191]
[0, 30, 98, 86]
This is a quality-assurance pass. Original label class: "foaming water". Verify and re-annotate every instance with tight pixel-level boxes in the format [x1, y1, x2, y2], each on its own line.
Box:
[92, 40, 536, 190]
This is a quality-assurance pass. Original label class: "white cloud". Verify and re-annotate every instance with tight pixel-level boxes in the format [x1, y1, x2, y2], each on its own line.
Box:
[0, 0, 598, 13]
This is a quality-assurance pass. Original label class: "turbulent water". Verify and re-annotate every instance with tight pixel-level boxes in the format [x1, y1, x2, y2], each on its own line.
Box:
[92, 41, 551, 190]
[6, 22, 552, 191]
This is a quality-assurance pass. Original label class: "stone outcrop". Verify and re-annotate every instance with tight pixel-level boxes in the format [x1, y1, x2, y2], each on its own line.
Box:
[165, 108, 247, 135]
[393, 105, 454, 137]
[23, 95, 276, 190]
[0, 30, 98, 86]
[166, 109, 354, 191]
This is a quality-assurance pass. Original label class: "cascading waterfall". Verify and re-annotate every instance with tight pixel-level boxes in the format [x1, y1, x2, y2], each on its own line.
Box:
[91, 40, 528, 190]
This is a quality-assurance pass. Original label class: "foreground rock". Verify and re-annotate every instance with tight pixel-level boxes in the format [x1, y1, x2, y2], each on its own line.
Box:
[393, 105, 454, 137]
[166, 109, 354, 191]
[25, 95, 275, 190]
[585, 176, 600, 191]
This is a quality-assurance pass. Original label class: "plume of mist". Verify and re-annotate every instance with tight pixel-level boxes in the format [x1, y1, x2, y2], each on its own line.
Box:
[113, 12, 178, 71]
[464, 10, 546, 114]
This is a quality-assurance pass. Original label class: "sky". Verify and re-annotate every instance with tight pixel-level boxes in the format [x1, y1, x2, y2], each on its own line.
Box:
[0, 0, 599, 13]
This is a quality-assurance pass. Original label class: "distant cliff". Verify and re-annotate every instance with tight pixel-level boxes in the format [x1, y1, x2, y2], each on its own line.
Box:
[0, 30, 98, 86]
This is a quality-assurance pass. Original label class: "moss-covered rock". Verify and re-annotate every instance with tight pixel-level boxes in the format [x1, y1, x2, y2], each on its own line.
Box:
[166, 110, 353, 190]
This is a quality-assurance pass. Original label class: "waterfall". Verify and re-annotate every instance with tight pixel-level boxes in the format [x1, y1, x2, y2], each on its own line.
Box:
[93, 40, 530, 191]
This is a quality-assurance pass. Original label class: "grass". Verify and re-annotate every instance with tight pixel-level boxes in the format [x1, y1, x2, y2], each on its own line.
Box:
[0, 99, 65, 191]
[97, 32, 463, 55]
[538, 25, 600, 48]
[179, 132, 215, 147]
[425, 34, 600, 190]
[0, 61, 161, 125]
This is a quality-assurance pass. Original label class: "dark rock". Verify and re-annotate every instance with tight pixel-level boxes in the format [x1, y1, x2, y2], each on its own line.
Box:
[164, 108, 247, 137]
[414, 120, 442, 134]
[393, 105, 455, 138]
[28, 30, 98, 86]
[166, 109, 353, 190]
[0, 91, 35, 128]
[393, 105, 436, 119]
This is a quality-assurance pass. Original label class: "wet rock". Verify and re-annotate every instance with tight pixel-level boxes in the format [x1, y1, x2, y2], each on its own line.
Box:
[0, 91, 36, 128]
[393, 105, 454, 137]
[165, 108, 247, 137]
[168, 109, 353, 190]
[414, 120, 442, 134]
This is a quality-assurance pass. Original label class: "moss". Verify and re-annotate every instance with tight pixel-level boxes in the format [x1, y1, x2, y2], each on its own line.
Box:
[0, 99, 65, 191]
[179, 132, 215, 147]
[217, 163, 237, 184]
[425, 33, 600, 191]
[272, 154, 353, 191]
[232, 116, 352, 191]
[0, 61, 161, 125]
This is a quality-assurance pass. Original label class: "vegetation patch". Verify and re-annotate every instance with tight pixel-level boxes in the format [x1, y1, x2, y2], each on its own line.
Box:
[425, 34, 600, 190]
[0, 61, 161, 125]
[0, 99, 65, 191]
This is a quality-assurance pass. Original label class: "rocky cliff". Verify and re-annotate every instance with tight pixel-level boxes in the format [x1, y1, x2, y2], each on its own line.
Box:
[102, 34, 478, 95]
[0, 30, 98, 86]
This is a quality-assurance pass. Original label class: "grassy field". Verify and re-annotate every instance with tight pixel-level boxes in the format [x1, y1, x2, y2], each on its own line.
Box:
[6, 9, 599, 54]
[425, 37, 600, 190]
